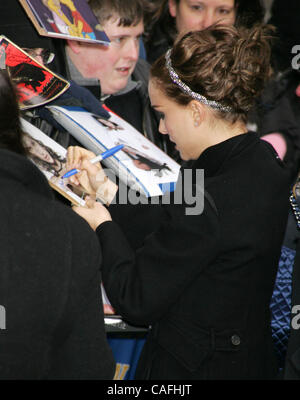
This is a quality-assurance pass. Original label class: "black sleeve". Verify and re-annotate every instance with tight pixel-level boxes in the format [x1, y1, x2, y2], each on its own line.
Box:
[96, 201, 220, 326]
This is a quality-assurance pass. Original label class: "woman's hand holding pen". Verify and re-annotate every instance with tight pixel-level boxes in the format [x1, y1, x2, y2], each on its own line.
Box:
[66, 146, 113, 230]
[66, 146, 102, 196]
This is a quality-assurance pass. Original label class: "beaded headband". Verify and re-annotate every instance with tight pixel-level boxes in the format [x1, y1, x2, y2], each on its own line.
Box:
[165, 48, 233, 113]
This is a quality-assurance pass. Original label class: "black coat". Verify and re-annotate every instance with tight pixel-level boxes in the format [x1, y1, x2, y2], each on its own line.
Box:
[0, 149, 115, 379]
[97, 132, 290, 379]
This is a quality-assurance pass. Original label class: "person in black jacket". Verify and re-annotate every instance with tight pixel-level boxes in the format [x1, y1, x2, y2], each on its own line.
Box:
[67, 24, 290, 379]
[0, 70, 115, 380]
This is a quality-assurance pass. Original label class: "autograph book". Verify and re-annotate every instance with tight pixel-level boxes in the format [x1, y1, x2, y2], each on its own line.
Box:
[21, 118, 86, 206]
[47, 105, 181, 198]
[0, 35, 70, 109]
[18, 0, 110, 45]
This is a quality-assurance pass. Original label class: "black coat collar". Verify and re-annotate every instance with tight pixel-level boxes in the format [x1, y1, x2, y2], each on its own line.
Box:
[188, 132, 260, 177]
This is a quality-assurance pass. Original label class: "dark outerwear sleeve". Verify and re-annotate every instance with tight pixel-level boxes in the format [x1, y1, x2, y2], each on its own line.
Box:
[96, 200, 220, 326]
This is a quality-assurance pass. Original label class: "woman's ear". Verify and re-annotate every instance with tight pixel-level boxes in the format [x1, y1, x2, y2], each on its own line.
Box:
[168, 0, 177, 18]
[189, 100, 204, 127]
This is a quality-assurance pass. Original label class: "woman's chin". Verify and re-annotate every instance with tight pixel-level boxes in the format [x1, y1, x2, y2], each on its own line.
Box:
[179, 151, 187, 161]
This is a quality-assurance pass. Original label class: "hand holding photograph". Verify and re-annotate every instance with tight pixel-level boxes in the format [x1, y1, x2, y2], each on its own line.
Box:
[47, 105, 181, 198]
[21, 118, 86, 206]
[0, 35, 69, 109]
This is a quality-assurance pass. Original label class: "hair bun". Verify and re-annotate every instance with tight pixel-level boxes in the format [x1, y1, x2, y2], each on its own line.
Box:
[151, 23, 274, 123]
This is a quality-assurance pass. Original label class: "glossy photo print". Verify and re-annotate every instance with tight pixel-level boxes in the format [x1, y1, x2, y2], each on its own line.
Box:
[0, 35, 69, 109]
[21, 118, 86, 206]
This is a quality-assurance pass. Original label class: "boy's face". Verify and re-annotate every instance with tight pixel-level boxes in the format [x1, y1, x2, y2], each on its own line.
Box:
[68, 17, 144, 95]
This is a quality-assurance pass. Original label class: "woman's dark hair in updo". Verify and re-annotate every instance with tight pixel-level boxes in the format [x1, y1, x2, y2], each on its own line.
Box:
[150, 23, 274, 124]
[0, 70, 26, 155]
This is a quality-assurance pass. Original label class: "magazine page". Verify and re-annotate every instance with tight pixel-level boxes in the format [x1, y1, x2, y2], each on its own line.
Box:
[47, 105, 181, 198]
[21, 118, 86, 206]
[18, 0, 110, 45]
[0, 35, 70, 109]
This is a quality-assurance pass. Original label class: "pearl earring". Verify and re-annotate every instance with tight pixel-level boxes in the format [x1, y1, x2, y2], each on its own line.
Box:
[194, 121, 199, 127]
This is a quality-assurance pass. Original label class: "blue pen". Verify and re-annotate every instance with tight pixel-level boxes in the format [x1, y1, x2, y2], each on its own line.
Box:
[62, 144, 124, 179]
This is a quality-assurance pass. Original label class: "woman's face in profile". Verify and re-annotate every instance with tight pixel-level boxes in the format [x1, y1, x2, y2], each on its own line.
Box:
[169, 0, 236, 33]
[149, 80, 205, 161]
[24, 136, 54, 164]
